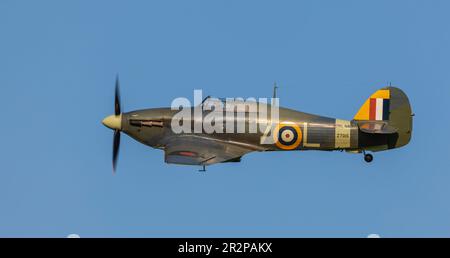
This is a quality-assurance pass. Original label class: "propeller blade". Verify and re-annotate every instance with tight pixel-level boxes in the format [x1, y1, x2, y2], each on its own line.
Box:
[115, 76, 121, 116]
[112, 129, 121, 173]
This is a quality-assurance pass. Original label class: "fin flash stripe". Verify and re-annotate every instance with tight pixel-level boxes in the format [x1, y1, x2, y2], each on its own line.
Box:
[354, 89, 390, 121]
[369, 98, 390, 121]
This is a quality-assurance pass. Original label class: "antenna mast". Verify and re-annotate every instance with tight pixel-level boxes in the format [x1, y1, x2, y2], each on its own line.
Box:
[273, 82, 278, 99]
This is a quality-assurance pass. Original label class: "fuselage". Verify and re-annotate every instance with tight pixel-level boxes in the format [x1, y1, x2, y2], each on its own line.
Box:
[118, 104, 370, 153]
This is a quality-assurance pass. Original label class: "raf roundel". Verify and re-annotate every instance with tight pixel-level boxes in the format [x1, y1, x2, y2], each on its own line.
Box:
[273, 123, 303, 150]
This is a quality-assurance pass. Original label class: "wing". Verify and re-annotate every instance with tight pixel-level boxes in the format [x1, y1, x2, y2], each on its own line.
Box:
[164, 135, 256, 165]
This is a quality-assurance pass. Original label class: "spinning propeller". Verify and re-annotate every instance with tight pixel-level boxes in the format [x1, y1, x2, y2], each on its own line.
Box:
[102, 76, 123, 173]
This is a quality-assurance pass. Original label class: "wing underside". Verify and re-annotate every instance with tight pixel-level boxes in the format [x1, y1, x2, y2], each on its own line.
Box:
[164, 135, 255, 165]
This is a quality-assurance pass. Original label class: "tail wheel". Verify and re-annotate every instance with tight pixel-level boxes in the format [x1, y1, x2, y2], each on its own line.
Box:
[364, 153, 373, 163]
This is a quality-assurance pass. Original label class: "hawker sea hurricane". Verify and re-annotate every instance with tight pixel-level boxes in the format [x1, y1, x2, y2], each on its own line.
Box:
[102, 78, 413, 172]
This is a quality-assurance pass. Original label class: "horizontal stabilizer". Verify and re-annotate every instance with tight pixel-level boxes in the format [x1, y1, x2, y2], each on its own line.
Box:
[357, 121, 398, 134]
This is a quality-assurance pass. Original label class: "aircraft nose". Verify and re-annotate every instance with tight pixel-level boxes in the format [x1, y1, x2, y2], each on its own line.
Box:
[102, 114, 122, 130]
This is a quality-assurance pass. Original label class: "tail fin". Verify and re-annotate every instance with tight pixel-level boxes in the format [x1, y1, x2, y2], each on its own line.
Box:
[354, 87, 413, 149]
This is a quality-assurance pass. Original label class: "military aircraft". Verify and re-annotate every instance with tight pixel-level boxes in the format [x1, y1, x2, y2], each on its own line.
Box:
[102, 78, 413, 172]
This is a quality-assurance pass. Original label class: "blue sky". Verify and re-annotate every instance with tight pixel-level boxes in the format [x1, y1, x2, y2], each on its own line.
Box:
[1, 0, 449, 237]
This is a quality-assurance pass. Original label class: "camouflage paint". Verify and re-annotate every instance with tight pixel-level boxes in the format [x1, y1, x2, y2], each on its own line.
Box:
[112, 87, 412, 165]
